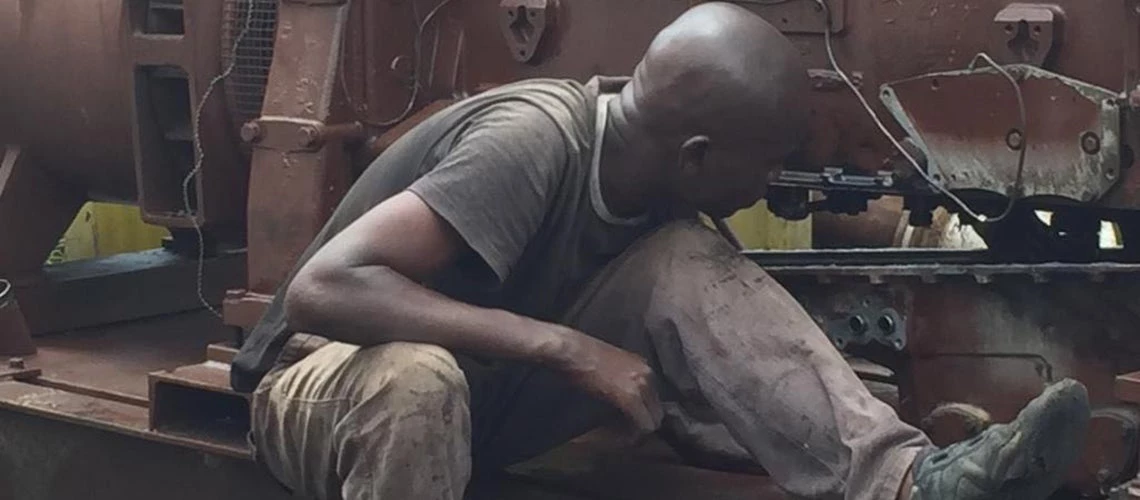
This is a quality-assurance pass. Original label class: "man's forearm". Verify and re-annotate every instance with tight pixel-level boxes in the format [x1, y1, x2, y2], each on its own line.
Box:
[284, 264, 578, 368]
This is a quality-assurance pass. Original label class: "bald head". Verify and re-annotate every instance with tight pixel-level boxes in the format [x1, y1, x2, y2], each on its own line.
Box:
[599, 3, 810, 218]
[626, 2, 808, 146]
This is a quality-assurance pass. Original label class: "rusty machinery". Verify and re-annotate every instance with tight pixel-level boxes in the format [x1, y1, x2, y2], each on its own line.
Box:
[5, 0, 1140, 497]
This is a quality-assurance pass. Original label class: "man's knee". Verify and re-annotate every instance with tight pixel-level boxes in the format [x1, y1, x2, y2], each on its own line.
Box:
[347, 342, 470, 413]
[641, 219, 735, 258]
[615, 219, 750, 287]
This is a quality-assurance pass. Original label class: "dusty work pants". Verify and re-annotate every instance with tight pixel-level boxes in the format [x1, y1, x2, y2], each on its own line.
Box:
[249, 220, 931, 500]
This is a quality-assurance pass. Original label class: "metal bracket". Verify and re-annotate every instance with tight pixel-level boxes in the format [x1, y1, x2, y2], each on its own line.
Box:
[499, 0, 556, 63]
[825, 297, 906, 351]
[243, 118, 364, 152]
[991, 3, 1062, 67]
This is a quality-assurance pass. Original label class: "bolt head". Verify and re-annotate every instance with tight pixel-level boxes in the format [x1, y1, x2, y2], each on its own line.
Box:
[1005, 129, 1024, 150]
[1081, 132, 1102, 155]
[240, 122, 262, 143]
[298, 127, 320, 148]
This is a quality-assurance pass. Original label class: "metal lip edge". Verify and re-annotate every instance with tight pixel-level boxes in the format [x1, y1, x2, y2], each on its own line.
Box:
[744, 248, 1140, 273]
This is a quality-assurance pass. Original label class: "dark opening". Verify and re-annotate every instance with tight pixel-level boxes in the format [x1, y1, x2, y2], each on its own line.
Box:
[144, 0, 185, 35]
[134, 65, 198, 217]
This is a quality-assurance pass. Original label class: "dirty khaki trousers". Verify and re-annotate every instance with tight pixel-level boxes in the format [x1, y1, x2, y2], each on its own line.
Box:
[250, 220, 930, 500]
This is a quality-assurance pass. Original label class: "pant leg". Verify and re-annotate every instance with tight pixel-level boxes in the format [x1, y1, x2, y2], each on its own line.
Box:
[473, 220, 930, 499]
[250, 338, 472, 500]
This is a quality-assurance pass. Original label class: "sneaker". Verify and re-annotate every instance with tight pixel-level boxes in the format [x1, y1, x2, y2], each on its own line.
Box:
[910, 378, 1090, 500]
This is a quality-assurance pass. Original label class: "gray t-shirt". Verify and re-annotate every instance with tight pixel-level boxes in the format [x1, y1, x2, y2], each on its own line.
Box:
[232, 76, 661, 392]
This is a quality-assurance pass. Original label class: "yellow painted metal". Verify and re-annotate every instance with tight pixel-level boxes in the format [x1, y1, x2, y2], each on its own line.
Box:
[723, 202, 812, 250]
[48, 203, 170, 264]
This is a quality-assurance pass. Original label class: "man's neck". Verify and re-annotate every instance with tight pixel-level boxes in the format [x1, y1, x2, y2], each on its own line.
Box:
[597, 98, 659, 219]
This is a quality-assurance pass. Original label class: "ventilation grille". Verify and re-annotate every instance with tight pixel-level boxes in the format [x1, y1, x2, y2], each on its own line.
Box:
[222, 0, 279, 128]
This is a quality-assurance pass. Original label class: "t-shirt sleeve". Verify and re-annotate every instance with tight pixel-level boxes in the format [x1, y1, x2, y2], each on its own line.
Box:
[407, 103, 569, 284]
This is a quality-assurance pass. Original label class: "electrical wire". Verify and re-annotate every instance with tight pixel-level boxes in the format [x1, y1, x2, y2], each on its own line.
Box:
[968, 52, 1028, 223]
[340, 0, 455, 127]
[813, 0, 1028, 223]
[184, 0, 256, 319]
[0, 279, 10, 305]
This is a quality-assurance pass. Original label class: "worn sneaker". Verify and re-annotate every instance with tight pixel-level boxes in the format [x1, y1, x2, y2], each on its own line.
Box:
[910, 378, 1090, 500]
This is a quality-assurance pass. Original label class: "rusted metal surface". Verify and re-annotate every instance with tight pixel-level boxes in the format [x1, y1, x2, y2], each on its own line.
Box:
[207, 342, 240, 364]
[0, 380, 248, 458]
[732, 0, 844, 34]
[881, 64, 1121, 203]
[0, 408, 291, 500]
[0, 146, 85, 276]
[0, 0, 137, 203]
[28, 310, 233, 400]
[223, 289, 273, 332]
[759, 254, 1140, 494]
[242, 0, 356, 294]
[149, 361, 251, 457]
[10, 248, 244, 336]
[0, 1, 248, 236]
[0, 366, 43, 382]
[0, 293, 36, 356]
[126, 1, 249, 231]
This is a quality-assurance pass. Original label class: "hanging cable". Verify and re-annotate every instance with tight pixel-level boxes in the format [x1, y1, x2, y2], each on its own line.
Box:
[813, 0, 1027, 224]
[184, 0, 256, 319]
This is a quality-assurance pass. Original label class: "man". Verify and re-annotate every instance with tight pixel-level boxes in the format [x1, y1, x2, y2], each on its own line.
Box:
[231, 3, 1091, 499]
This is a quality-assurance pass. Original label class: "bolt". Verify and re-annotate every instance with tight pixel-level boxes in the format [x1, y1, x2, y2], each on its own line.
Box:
[848, 315, 869, 336]
[240, 122, 262, 143]
[878, 315, 896, 335]
[8, 358, 24, 370]
[1005, 129, 1024, 150]
[298, 126, 321, 148]
[1081, 132, 1102, 155]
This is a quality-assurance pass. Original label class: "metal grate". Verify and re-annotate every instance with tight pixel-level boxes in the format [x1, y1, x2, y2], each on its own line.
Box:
[222, 0, 279, 128]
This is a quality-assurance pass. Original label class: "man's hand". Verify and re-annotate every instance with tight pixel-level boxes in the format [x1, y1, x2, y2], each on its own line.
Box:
[551, 330, 665, 437]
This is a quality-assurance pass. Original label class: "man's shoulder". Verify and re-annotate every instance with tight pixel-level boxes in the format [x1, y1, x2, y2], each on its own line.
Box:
[474, 78, 593, 123]
[455, 78, 596, 152]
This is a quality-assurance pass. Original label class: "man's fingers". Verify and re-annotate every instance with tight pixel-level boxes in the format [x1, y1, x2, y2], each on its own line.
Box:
[622, 397, 659, 434]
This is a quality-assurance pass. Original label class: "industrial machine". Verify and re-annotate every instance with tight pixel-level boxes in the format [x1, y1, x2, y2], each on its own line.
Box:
[3, 0, 1140, 498]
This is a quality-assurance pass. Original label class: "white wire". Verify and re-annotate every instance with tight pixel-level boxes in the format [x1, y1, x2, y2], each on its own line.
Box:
[812, 0, 1022, 224]
[0, 279, 10, 304]
[184, 0, 256, 319]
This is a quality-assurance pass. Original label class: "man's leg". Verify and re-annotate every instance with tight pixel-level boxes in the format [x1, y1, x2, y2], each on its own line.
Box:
[250, 337, 471, 500]
[466, 220, 928, 499]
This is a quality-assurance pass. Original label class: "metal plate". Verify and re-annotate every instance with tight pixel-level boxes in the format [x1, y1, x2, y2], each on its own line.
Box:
[881, 64, 1123, 203]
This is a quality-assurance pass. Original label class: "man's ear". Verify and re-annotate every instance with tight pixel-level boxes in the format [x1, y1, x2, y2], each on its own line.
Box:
[677, 135, 710, 179]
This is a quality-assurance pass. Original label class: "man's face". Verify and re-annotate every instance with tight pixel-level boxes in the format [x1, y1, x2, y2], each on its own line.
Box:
[674, 139, 797, 219]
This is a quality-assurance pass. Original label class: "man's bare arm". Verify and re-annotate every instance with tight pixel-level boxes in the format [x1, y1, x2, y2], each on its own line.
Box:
[284, 191, 663, 432]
